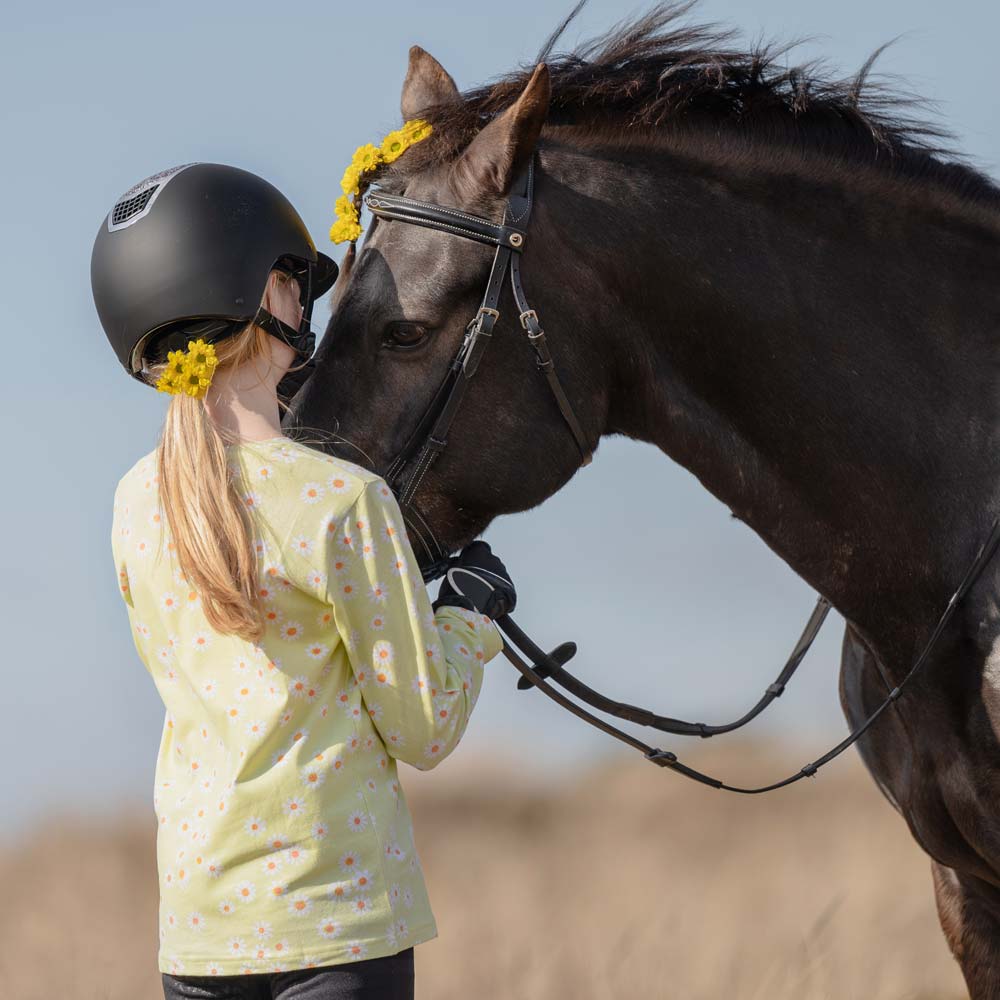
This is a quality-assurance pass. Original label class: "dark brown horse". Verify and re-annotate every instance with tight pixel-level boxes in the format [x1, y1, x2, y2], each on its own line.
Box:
[286, 3, 1000, 993]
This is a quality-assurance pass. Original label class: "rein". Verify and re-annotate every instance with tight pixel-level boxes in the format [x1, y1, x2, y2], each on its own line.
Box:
[362, 152, 1000, 794]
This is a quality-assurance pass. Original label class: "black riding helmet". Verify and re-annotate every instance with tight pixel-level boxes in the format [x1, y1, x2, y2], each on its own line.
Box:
[91, 162, 338, 398]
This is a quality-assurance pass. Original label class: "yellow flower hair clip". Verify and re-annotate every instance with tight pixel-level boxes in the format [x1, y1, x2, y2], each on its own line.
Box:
[330, 118, 433, 245]
[154, 338, 219, 398]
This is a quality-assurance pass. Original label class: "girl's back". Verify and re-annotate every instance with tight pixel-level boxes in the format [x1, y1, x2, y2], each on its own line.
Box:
[111, 434, 501, 976]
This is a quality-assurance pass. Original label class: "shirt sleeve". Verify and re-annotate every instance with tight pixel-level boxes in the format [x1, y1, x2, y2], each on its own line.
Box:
[325, 476, 505, 771]
[111, 483, 155, 678]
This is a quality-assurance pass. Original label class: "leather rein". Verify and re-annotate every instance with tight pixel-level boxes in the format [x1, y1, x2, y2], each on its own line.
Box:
[362, 152, 1000, 794]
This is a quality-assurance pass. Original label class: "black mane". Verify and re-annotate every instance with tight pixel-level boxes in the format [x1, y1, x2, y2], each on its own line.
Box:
[386, 0, 1000, 209]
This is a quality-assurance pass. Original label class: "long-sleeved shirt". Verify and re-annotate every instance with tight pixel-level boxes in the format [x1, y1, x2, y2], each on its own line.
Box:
[110, 434, 504, 976]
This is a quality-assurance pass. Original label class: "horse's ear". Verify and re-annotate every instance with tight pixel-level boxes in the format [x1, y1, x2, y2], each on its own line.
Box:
[451, 63, 550, 200]
[401, 46, 460, 120]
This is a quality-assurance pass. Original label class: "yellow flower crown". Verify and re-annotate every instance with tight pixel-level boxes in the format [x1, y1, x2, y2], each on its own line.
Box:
[329, 118, 433, 245]
[154, 338, 219, 398]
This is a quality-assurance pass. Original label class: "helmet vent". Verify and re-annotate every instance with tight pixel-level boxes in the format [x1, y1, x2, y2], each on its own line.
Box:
[112, 186, 158, 227]
[106, 162, 199, 233]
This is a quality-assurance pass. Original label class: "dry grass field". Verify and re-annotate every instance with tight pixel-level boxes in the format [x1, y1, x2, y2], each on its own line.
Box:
[0, 739, 969, 1000]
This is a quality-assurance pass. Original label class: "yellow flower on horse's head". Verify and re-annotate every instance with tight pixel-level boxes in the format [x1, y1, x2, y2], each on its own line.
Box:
[330, 119, 433, 246]
[401, 119, 432, 143]
[380, 128, 410, 164]
[351, 143, 383, 173]
[330, 216, 363, 245]
[335, 195, 358, 222]
[340, 164, 361, 198]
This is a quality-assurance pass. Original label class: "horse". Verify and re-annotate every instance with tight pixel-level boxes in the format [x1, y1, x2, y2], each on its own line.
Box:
[285, 3, 1000, 993]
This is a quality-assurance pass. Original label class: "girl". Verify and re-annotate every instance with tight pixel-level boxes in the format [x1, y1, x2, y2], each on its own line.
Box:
[91, 162, 517, 1000]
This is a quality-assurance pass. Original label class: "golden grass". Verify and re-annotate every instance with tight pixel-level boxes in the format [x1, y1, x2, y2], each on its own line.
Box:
[0, 739, 969, 999]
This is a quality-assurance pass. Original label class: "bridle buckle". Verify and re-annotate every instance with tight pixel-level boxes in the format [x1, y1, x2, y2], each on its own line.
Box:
[474, 306, 500, 329]
[519, 309, 541, 334]
[460, 307, 501, 378]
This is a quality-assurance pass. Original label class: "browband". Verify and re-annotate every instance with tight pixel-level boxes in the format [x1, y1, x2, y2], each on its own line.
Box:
[365, 193, 528, 252]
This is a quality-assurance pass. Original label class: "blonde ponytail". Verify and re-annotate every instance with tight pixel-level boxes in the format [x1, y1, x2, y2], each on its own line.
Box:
[148, 271, 315, 643]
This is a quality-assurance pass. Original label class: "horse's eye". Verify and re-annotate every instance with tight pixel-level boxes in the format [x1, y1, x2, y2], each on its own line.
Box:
[382, 322, 429, 351]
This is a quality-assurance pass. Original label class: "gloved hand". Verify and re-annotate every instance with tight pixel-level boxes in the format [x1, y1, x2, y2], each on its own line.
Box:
[432, 540, 516, 620]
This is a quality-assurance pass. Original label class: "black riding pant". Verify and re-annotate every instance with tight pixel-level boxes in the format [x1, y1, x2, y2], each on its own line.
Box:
[161, 947, 413, 1000]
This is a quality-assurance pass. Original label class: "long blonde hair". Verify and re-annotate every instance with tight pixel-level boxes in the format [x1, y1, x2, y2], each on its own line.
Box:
[147, 270, 316, 644]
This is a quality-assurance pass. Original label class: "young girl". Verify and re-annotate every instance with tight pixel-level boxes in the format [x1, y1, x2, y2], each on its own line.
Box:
[91, 163, 517, 1000]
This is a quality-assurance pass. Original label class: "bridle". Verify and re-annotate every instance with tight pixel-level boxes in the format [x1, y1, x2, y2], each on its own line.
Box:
[360, 150, 1000, 794]
[365, 156, 592, 576]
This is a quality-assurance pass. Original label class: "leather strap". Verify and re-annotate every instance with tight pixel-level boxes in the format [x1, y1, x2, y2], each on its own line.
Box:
[510, 251, 592, 465]
[370, 156, 593, 533]
[515, 594, 833, 737]
[497, 516, 1000, 792]
[255, 307, 315, 358]
[391, 241, 515, 511]
[374, 163, 538, 532]
[364, 192, 528, 251]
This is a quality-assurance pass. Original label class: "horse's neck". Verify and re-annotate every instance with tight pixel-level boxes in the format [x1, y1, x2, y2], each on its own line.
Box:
[544, 140, 1000, 641]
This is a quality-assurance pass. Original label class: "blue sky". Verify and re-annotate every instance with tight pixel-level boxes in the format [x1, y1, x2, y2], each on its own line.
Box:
[2, 0, 997, 840]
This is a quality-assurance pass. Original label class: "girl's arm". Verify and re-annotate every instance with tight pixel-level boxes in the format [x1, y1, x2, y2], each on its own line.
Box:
[326, 477, 504, 770]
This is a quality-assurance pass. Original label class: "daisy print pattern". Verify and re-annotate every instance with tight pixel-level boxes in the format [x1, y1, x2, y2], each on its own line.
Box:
[300, 482, 325, 504]
[347, 810, 369, 833]
[278, 621, 304, 642]
[290, 536, 315, 559]
[241, 490, 263, 512]
[110, 442, 504, 974]
[245, 817, 267, 837]
[317, 915, 342, 939]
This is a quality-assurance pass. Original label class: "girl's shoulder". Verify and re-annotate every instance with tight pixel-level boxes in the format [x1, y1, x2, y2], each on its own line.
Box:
[114, 448, 159, 507]
[113, 438, 384, 514]
[231, 438, 380, 493]
[278, 438, 380, 484]
[229, 439, 385, 529]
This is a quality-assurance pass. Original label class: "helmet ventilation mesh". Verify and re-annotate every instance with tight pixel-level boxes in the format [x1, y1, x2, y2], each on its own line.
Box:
[106, 162, 198, 232]
[111, 186, 158, 227]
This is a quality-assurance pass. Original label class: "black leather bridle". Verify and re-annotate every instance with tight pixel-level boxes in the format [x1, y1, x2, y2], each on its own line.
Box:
[360, 151, 1000, 794]
[365, 158, 592, 577]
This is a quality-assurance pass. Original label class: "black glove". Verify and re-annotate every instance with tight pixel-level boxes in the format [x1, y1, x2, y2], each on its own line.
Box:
[433, 540, 517, 619]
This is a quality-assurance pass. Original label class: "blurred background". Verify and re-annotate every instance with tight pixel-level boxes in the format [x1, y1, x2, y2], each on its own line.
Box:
[2, 0, 997, 996]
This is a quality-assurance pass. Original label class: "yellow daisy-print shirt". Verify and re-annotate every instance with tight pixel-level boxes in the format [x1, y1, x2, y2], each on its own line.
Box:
[110, 435, 504, 976]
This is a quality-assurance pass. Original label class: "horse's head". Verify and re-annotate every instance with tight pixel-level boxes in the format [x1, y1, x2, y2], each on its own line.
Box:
[288, 48, 602, 561]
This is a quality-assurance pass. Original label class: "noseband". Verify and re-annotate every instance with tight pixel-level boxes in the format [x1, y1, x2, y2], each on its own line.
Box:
[358, 150, 1000, 795]
[364, 156, 592, 578]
